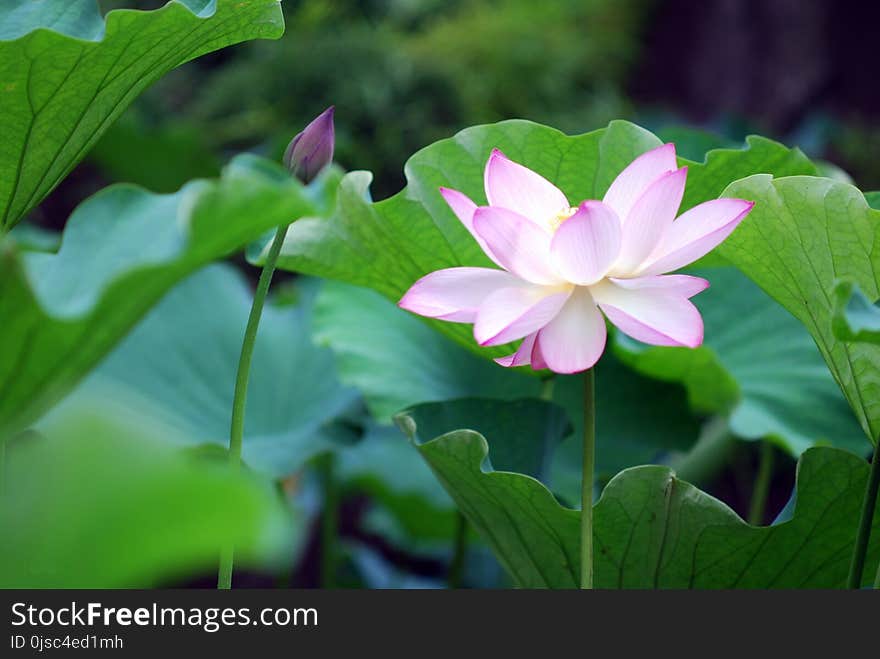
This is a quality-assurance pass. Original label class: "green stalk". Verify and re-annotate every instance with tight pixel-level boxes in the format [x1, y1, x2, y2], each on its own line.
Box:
[273, 481, 293, 588]
[874, 545, 880, 589]
[0, 439, 5, 495]
[217, 225, 288, 590]
[318, 452, 339, 589]
[847, 439, 880, 589]
[747, 441, 775, 525]
[580, 369, 596, 589]
[539, 375, 556, 401]
[448, 511, 468, 589]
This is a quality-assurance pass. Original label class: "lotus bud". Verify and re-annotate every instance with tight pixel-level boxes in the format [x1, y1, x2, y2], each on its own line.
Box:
[283, 106, 335, 183]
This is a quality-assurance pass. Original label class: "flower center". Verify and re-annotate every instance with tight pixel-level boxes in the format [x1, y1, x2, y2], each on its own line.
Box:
[548, 206, 578, 232]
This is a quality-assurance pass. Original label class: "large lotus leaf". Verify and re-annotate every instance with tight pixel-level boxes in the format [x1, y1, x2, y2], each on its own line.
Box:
[399, 418, 880, 588]
[263, 120, 815, 359]
[0, 412, 295, 588]
[719, 176, 880, 446]
[0, 0, 284, 228]
[616, 266, 865, 456]
[45, 264, 360, 477]
[0, 154, 333, 438]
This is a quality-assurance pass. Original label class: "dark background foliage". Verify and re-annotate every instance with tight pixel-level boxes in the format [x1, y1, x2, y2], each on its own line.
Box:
[36, 0, 880, 228]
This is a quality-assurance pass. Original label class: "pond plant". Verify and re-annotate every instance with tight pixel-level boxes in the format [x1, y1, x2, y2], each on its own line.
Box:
[1, 1, 879, 590]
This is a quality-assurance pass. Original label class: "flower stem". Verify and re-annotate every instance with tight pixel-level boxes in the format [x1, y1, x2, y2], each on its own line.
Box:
[273, 481, 294, 588]
[747, 441, 774, 525]
[318, 452, 339, 589]
[217, 225, 288, 590]
[0, 439, 5, 496]
[874, 548, 880, 589]
[847, 438, 880, 589]
[539, 375, 556, 401]
[580, 368, 596, 589]
[448, 511, 468, 589]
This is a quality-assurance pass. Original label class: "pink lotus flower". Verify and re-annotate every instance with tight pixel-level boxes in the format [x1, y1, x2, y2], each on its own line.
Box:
[398, 144, 754, 374]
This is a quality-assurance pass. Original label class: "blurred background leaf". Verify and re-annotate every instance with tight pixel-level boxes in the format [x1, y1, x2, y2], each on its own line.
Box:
[0, 412, 297, 588]
[337, 423, 456, 542]
[312, 280, 540, 421]
[616, 266, 867, 457]
[89, 113, 221, 193]
[45, 264, 361, 477]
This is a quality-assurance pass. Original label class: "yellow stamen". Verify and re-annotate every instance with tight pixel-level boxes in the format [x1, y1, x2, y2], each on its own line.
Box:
[548, 206, 578, 232]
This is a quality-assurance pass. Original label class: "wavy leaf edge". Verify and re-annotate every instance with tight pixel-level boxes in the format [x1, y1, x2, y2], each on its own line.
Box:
[397, 409, 871, 539]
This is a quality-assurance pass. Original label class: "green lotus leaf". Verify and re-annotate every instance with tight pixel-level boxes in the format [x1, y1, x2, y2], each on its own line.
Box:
[312, 280, 540, 421]
[400, 418, 880, 588]
[719, 175, 880, 446]
[0, 155, 332, 438]
[616, 267, 866, 456]
[0, 411, 295, 588]
[45, 264, 360, 477]
[0, 0, 284, 228]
